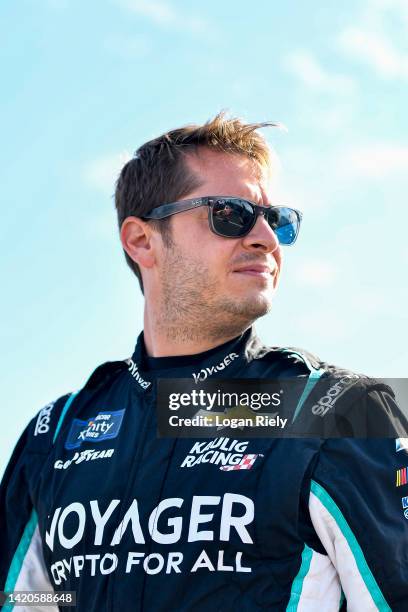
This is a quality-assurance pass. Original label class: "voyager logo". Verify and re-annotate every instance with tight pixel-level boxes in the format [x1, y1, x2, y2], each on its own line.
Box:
[181, 437, 259, 470]
[45, 493, 254, 551]
[128, 359, 151, 390]
[192, 352, 239, 383]
[311, 375, 359, 417]
[47, 494, 254, 584]
[34, 400, 56, 436]
[65, 410, 125, 450]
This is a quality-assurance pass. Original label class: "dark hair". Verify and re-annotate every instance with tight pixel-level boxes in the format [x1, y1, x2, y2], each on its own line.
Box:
[115, 111, 278, 293]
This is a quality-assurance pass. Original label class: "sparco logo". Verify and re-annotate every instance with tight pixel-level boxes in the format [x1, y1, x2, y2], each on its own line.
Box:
[192, 352, 239, 383]
[181, 437, 259, 470]
[34, 400, 56, 436]
[54, 448, 114, 470]
[128, 359, 151, 389]
[311, 374, 359, 417]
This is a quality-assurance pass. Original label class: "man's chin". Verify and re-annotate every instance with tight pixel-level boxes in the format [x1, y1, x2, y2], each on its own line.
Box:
[244, 285, 274, 308]
[245, 294, 273, 319]
[220, 292, 273, 320]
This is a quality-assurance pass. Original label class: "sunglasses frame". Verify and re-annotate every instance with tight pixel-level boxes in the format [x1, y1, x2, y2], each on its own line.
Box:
[143, 196, 303, 245]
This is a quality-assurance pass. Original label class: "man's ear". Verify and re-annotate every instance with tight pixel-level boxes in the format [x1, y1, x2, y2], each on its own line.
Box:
[120, 217, 156, 269]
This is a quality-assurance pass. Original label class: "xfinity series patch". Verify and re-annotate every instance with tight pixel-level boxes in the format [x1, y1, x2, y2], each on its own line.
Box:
[65, 410, 125, 450]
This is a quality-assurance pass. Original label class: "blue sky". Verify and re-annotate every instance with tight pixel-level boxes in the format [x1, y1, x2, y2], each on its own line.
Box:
[1, 0, 407, 472]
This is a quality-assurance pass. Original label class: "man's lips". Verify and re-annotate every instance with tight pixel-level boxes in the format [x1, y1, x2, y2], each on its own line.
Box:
[232, 264, 275, 278]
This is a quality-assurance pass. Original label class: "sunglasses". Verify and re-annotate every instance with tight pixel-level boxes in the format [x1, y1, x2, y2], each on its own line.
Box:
[143, 197, 302, 245]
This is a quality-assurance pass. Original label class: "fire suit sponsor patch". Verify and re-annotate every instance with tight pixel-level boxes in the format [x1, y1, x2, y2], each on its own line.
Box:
[180, 437, 261, 471]
[128, 359, 151, 389]
[45, 493, 254, 585]
[219, 454, 258, 471]
[401, 496, 408, 509]
[65, 410, 125, 450]
[396, 467, 408, 487]
[192, 352, 239, 383]
[396, 438, 408, 453]
[34, 400, 56, 436]
[311, 374, 359, 417]
[54, 448, 115, 470]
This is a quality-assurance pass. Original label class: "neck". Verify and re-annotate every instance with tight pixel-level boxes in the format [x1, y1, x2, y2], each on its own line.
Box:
[143, 305, 250, 357]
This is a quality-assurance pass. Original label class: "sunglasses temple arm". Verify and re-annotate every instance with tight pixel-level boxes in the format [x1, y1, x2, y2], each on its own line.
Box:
[145, 199, 206, 220]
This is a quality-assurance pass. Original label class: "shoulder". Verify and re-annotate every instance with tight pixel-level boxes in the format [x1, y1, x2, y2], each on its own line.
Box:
[24, 393, 73, 453]
[82, 359, 129, 391]
[23, 359, 129, 454]
[248, 334, 323, 375]
[255, 336, 384, 386]
[283, 352, 407, 437]
[253, 336, 406, 435]
[255, 340, 360, 379]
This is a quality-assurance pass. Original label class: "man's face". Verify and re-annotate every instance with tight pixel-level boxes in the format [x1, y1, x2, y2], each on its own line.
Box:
[154, 148, 282, 339]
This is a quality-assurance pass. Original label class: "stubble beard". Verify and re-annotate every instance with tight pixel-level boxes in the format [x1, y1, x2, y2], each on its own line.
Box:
[157, 247, 273, 344]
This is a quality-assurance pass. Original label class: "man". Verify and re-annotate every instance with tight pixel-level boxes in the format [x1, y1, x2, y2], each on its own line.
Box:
[1, 113, 408, 611]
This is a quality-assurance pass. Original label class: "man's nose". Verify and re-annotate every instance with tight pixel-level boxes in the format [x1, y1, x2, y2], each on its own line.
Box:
[241, 214, 281, 254]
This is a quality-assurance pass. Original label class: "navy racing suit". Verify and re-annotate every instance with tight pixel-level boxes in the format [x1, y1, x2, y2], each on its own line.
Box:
[1, 327, 408, 611]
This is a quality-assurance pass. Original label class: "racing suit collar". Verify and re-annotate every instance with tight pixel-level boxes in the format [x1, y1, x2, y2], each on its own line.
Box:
[128, 326, 262, 393]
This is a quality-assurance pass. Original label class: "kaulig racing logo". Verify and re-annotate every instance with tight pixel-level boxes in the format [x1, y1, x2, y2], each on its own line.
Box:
[192, 352, 239, 383]
[181, 438, 261, 471]
[311, 375, 359, 417]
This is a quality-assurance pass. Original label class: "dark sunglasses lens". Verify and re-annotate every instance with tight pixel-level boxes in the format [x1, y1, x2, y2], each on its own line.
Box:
[267, 207, 300, 245]
[211, 199, 254, 236]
